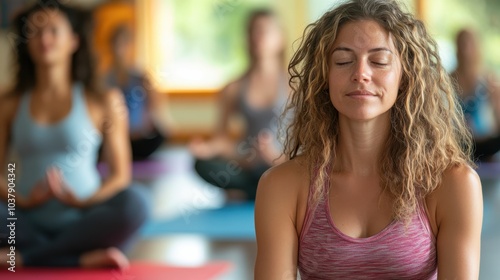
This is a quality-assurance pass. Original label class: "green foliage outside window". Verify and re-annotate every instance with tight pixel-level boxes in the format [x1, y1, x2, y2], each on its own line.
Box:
[426, 0, 500, 74]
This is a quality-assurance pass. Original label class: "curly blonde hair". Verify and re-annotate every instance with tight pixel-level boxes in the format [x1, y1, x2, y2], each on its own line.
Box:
[283, 0, 473, 222]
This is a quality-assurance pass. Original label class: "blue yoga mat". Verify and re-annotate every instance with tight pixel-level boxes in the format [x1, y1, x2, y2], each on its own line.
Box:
[140, 202, 256, 240]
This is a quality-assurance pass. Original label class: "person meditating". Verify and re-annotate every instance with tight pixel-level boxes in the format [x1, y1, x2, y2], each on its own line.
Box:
[0, 1, 149, 269]
[254, 0, 483, 279]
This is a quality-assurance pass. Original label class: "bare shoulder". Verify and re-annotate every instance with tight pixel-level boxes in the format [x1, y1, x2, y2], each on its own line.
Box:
[254, 157, 308, 279]
[101, 87, 125, 107]
[84, 87, 126, 133]
[256, 156, 310, 223]
[440, 164, 481, 194]
[433, 164, 482, 224]
[259, 156, 308, 195]
[86, 87, 124, 105]
[220, 77, 244, 100]
[88, 87, 126, 117]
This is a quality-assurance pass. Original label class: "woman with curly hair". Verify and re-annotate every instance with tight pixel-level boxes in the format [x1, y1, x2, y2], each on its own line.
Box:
[0, 1, 149, 268]
[254, 0, 483, 279]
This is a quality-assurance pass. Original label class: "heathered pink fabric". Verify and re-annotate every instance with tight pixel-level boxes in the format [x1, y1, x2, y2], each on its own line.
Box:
[298, 176, 438, 279]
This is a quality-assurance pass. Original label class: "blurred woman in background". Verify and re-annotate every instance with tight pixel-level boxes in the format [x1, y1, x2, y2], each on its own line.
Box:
[190, 9, 289, 200]
[0, 1, 149, 268]
[107, 25, 168, 161]
[451, 28, 500, 161]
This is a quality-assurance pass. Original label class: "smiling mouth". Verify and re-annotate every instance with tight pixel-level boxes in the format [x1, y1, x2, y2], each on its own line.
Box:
[346, 90, 377, 97]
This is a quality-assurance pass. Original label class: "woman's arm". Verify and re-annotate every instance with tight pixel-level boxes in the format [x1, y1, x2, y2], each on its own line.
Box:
[143, 73, 174, 135]
[254, 161, 304, 280]
[435, 165, 483, 279]
[0, 95, 28, 205]
[84, 88, 131, 206]
[0, 95, 12, 202]
[0, 95, 55, 208]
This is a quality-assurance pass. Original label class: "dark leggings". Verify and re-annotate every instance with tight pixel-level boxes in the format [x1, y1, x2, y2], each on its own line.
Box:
[194, 158, 270, 200]
[474, 134, 500, 161]
[98, 129, 165, 162]
[131, 129, 165, 160]
[0, 184, 150, 267]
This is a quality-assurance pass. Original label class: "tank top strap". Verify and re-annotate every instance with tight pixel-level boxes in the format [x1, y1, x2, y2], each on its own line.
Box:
[299, 163, 331, 242]
[71, 83, 96, 129]
[71, 82, 85, 114]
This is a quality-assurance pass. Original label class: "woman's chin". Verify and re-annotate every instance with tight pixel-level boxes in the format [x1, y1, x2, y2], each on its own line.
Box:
[339, 109, 391, 122]
[30, 56, 60, 67]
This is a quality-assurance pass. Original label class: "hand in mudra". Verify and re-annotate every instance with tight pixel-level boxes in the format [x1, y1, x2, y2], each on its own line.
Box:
[17, 177, 52, 209]
[257, 130, 283, 166]
[46, 167, 88, 208]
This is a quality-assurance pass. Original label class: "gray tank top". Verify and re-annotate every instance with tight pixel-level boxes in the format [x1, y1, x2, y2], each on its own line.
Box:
[234, 75, 290, 166]
[237, 75, 288, 143]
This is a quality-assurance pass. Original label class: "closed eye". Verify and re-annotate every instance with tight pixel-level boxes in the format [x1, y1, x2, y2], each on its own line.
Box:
[335, 62, 352, 66]
[372, 62, 388, 66]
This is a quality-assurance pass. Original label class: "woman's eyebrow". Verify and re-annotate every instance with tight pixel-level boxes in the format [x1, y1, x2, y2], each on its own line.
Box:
[332, 47, 393, 54]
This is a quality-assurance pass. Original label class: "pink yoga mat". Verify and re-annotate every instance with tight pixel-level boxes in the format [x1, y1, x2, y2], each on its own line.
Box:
[0, 261, 231, 280]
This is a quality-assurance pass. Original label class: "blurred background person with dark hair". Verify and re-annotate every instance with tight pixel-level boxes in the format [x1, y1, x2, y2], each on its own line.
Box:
[0, 1, 149, 268]
[189, 9, 289, 201]
[106, 24, 170, 161]
[451, 28, 500, 161]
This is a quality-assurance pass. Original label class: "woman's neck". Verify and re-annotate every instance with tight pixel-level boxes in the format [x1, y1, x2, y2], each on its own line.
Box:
[251, 57, 282, 76]
[453, 63, 483, 95]
[111, 59, 132, 85]
[455, 62, 481, 80]
[34, 63, 72, 96]
[335, 112, 391, 176]
[112, 58, 129, 72]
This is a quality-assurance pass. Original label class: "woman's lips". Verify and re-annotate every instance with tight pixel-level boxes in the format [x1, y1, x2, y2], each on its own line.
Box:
[346, 90, 378, 98]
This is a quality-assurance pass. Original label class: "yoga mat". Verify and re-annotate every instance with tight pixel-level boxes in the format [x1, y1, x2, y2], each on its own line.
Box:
[0, 261, 231, 280]
[141, 202, 256, 240]
[476, 162, 500, 179]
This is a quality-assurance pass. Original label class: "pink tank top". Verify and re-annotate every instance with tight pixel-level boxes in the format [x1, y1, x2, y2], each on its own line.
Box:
[298, 174, 438, 279]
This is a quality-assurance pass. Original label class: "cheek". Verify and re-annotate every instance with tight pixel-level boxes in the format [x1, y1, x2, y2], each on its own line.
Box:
[328, 69, 347, 91]
[328, 84, 344, 111]
[379, 69, 401, 101]
[56, 36, 76, 53]
[27, 39, 43, 59]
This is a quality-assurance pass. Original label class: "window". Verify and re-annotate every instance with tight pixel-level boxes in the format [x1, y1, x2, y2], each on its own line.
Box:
[137, 0, 278, 91]
[425, 0, 500, 73]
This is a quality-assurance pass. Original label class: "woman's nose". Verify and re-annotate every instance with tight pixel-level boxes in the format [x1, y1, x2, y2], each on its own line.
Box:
[351, 60, 372, 83]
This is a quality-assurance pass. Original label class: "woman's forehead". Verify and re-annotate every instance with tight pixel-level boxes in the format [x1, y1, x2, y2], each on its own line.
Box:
[30, 9, 69, 26]
[333, 20, 396, 52]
